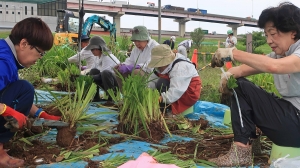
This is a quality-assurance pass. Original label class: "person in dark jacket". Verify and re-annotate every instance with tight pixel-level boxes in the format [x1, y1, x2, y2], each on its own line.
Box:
[163, 36, 176, 50]
[0, 17, 59, 167]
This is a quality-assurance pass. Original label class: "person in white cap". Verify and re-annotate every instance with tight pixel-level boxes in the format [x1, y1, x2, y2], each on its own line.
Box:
[148, 44, 201, 115]
[163, 36, 176, 50]
[85, 36, 120, 103]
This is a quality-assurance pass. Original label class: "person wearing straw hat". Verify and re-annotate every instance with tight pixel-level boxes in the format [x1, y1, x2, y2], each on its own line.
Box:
[68, 35, 98, 75]
[85, 36, 120, 103]
[148, 44, 201, 115]
[209, 2, 300, 166]
[115, 25, 159, 90]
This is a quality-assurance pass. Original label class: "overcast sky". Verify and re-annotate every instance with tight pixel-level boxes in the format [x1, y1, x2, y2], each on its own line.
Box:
[85, 0, 300, 35]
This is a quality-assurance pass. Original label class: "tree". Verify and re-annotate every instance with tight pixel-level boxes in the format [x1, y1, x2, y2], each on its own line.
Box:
[240, 31, 267, 52]
[190, 28, 205, 49]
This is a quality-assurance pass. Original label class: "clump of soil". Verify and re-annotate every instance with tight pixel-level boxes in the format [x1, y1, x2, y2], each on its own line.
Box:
[117, 121, 165, 142]
[56, 126, 77, 147]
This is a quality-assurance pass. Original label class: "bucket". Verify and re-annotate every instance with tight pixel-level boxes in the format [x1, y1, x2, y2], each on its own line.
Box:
[270, 143, 300, 162]
[223, 109, 231, 126]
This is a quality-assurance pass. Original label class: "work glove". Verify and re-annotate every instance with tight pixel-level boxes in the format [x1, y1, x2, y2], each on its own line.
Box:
[211, 47, 236, 68]
[219, 72, 233, 96]
[118, 64, 141, 74]
[34, 108, 61, 121]
[1, 104, 27, 132]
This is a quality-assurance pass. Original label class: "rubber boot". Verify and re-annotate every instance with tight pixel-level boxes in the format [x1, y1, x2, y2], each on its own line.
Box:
[208, 143, 252, 167]
[0, 143, 24, 168]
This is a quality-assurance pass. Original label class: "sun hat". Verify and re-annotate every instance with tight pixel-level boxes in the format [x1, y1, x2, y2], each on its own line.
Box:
[85, 36, 109, 51]
[148, 44, 176, 68]
[130, 25, 150, 41]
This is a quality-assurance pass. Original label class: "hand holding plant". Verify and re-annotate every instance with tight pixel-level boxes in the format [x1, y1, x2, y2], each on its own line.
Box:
[219, 72, 237, 96]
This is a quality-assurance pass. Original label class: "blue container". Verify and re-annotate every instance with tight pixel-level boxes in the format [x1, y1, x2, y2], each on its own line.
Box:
[200, 9, 207, 14]
[187, 8, 197, 12]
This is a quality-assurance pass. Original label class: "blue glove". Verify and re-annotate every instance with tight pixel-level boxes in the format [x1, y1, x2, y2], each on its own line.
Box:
[118, 64, 141, 74]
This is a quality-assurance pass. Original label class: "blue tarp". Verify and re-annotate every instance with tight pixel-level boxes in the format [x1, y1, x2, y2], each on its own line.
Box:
[33, 90, 235, 168]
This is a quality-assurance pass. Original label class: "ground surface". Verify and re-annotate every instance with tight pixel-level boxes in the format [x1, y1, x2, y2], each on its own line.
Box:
[3, 114, 271, 168]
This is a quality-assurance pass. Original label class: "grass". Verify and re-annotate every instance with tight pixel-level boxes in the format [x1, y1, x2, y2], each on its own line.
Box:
[0, 31, 276, 104]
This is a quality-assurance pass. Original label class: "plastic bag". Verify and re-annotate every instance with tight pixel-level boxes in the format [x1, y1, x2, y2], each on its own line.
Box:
[270, 155, 300, 168]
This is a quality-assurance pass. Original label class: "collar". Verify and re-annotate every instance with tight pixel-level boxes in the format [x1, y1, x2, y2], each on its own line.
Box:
[5, 37, 24, 68]
[285, 39, 300, 56]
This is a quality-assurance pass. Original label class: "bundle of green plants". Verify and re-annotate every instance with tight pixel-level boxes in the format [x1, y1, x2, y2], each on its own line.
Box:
[57, 64, 81, 91]
[35, 45, 76, 78]
[107, 73, 171, 140]
[46, 76, 97, 147]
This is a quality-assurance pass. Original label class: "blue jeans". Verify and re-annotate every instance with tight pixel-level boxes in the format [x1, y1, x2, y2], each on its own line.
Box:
[0, 80, 34, 143]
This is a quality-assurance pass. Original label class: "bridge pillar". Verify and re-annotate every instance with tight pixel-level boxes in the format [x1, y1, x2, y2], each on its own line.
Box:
[108, 12, 125, 35]
[174, 18, 191, 37]
[227, 23, 244, 37]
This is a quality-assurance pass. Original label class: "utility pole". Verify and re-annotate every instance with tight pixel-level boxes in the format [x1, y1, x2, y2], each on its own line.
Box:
[158, 0, 161, 43]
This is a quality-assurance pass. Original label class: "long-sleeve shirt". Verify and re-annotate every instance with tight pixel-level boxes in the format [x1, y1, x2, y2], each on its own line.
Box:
[178, 39, 193, 50]
[97, 53, 120, 73]
[225, 36, 237, 48]
[0, 38, 23, 91]
[68, 46, 97, 70]
[124, 38, 159, 73]
[148, 53, 199, 103]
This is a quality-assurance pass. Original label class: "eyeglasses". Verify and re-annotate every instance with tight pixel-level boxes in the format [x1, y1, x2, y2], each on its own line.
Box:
[33, 46, 46, 56]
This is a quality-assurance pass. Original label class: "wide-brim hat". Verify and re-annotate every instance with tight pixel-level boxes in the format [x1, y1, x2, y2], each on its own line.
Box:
[130, 25, 150, 41]
[148, 44, 176, 68]
[85, 36, 109, 52]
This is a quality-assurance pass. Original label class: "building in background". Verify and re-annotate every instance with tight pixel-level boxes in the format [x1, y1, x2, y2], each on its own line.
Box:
[0, 0, 67, 32]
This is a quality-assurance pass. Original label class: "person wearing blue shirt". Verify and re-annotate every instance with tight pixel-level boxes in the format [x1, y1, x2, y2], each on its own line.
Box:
[0, 17, 59, 167]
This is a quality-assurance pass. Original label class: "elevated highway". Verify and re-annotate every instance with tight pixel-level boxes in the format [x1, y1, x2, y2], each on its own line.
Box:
[67, 0, 257, 36]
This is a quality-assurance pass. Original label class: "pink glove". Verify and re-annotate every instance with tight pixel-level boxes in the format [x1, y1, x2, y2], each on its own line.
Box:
[118, 64, 141, 74]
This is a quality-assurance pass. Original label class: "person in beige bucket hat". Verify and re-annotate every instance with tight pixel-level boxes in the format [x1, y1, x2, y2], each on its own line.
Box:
[148, 44, 202, 116]
[115, 25, 159, 91]
[84, 36, 120, 103]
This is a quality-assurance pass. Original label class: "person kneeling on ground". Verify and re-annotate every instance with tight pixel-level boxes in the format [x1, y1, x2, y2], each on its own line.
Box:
[0, 17, 60, 168]
[85, 36, 120, 104]
[68, 35, 98, 75]
[114, 25, 159, 91]
[148, 44, 202, 116]
[209, 2, 300, 166]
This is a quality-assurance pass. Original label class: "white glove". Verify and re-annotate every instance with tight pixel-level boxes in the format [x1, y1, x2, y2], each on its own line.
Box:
[211, 47, 236, 68]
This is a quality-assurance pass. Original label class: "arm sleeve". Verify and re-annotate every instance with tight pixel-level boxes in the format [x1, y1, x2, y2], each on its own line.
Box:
[171, 42, 175, 50]
[0, 61, 13, 91]
[232, 37, 237, 45]
[161, 63, 193, 103]
[147, 73, 159, 89]
[123, 48, 137, 65]
[68, 53, 79, 63]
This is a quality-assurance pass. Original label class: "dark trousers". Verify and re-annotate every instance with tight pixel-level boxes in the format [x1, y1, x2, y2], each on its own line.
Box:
[231, 78, 300, 147]
[89, 68, 118, 101]
[0, 80, 34, 143]
[156, 78, 171, 112]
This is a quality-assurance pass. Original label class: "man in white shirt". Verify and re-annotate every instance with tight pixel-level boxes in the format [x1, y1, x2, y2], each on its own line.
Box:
[114, 25, 159, 91]
[85, 36, 120, 103]
[68, 35, 98, 75]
